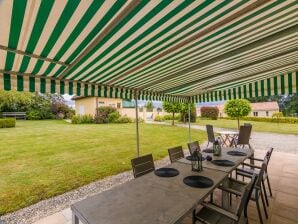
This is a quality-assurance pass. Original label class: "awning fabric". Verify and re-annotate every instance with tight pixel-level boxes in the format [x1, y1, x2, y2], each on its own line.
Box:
[0, 0, 297, 102]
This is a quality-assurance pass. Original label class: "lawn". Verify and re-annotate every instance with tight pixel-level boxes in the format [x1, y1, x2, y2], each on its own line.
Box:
[196, 118, 298, 135]
[0, 120, 206, 214]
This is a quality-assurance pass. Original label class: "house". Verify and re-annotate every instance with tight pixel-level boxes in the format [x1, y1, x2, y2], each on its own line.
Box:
[197, 101, 279, 118]
[73, 97, 169, 120]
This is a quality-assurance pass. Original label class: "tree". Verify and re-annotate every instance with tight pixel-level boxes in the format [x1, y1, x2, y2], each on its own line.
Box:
[224, 99, 251, 129]
[162, 101, 181, 126]
[145, 101, 154, 112]
[179, 103, 196, 123]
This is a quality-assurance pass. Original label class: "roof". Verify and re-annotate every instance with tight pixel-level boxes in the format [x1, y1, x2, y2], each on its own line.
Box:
[251, 102, 279, 111]
[0, 0, 297, 102]
[206, 101, 279, 111]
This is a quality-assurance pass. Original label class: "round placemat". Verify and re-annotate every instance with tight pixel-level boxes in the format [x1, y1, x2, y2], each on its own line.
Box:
[183, 176, 214, 188]
[186, 155, 206, 161]
[227, 151, 247, 156]
[211, 160, 235, 167]
[154, 168, 179, 177]
[202, 149, 213, 153]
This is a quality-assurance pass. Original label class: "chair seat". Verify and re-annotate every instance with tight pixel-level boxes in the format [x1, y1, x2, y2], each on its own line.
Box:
[220, 178, 260, 201]
[195, 206, 238, 224]
[236, 168, 268, 180]
[195, 206, 248, 224]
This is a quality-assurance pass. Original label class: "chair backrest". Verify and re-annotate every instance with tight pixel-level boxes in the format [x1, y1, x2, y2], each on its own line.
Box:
[206, 125, 215, 143]
[255, 157, 268, 189]
[187, 141, 200, 155]
[168, 146, 184, 163]
[131, 154, 155, 178]
[236, 174, 258, 218]
[244, 123, 252, 126]
[266, 147, 274, 163]
[237, 125, 252, 145]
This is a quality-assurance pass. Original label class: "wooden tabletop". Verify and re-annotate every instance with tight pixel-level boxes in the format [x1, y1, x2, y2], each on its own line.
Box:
[71, 162, 228, 224]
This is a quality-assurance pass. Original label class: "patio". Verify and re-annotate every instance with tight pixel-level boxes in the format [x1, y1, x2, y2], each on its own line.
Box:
[31, 148, 298, 224]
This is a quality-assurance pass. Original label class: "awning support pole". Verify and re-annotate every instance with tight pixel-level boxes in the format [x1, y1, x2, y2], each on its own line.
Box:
[135, 92, 140, 157]
[188, 98, 191, 142]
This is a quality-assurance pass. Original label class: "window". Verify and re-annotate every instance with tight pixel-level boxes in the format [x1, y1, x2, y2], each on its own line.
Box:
[117, 103, 121, 108]
[253, 112, 258, 117]
[98, 101, 105, 106]
[266, 111, 269, 117]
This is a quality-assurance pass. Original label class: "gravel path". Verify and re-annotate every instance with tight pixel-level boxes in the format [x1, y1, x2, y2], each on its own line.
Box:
[174, 123, 298, 154]
[146, 121, 298, 154]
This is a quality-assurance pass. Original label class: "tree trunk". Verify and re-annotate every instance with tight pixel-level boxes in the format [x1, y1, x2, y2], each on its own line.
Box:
[172, 112, 175, 126]
[237, 118, 240, 130]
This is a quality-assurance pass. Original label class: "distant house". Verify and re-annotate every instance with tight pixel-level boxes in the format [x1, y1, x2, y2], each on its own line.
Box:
[197, 102, 279, 118]
[73, 96, 123, 116]
[72, 97, 169, 120]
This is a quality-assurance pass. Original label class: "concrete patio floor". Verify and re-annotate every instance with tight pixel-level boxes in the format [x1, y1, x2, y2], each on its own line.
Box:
[32, 149, 298, 224]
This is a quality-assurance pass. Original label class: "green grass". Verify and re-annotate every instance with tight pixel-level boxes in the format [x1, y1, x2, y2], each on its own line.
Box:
[196, 118, 298, 135]
[0, 120, 206, 214]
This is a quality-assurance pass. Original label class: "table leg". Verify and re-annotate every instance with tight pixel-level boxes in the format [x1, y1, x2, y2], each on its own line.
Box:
[72, 213, 79, 224]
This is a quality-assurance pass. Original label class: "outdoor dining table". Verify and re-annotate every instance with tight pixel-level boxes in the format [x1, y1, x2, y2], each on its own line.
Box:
[217, 130, 239, 147]
[71, 147, 253, 224]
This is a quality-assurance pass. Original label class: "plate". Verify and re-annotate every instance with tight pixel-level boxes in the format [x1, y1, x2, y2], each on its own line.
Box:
[154, 168, 179, 177]
[183, 176, 214, 188]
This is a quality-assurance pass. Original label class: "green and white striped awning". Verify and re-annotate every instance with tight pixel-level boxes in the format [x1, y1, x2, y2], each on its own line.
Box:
[0, 0, 297, 102]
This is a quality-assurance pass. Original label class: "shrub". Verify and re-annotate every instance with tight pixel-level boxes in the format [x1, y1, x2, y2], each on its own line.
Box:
[163, 114, 180, 120]
[222, 116, 298, 124]
[108, 111, 121, 123]
[272, 112, 283, 118]
[95, 106, 118, 124]
[154, 115, 165, 122]
[200, 106, 219, 120]
[27, 110, 41, 120]
[71, 114, 93, 124]
[0, 118, 16, 128]
[116, 115, 132, 123]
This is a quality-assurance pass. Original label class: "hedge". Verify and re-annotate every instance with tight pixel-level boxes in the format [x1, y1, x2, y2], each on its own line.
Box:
[200, 106, 219, 120]
[223, 116, 298, 124]
[0, 118, 16, 128]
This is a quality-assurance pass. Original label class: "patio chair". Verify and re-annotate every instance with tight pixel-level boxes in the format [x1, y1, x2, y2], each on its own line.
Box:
[168, 146, 184, 163]
[234, 125, 252, 149]
[131, 154, 155, 178]
[193, 174, 257, 224]
[187, 141, 201, 155]
[236, 148, 274, 205]
[219, 158, 269, 224]
[206, 125, 216, 148]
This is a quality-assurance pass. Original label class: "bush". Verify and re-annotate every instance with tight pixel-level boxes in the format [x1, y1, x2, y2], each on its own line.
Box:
[222, 116, 298, 124]
[108, 111, 121, 123]
[27, 110, 41, 120]
[272, 112, 283, 118]
[0, 118, 16, 128]
[116, 115, 132, 123]
[154, 115, 165, 122]
[200, 106, 219, 120]
[95, 106, 118, 124]
[163, 114, 180, 120]
[71, 114, 93, 124]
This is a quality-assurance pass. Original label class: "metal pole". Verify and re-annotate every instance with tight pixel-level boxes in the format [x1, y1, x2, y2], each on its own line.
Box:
[135, 92, 140, 157]
[188, 100, 191, 142]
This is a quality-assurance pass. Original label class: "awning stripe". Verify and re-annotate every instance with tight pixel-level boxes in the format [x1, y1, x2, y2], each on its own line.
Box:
[192, 71, 297, 103]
